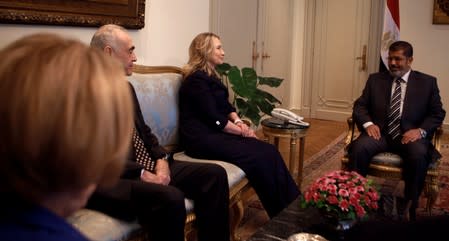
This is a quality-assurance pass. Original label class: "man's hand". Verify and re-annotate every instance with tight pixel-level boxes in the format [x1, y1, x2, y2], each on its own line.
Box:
[401, 128, 421, 144]
[365, 124, 381, 140]
[140, 159, 171, 185]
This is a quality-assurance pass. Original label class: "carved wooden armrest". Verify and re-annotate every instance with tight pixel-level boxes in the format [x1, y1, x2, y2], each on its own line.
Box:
[344, 117, 356, 150]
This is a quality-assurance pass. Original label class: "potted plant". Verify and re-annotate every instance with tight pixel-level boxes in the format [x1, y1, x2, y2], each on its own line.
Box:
[216, 63, 283, 126]
[301, 170, 379, 220]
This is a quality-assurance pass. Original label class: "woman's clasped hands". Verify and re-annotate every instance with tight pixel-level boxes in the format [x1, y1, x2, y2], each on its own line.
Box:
[236, 122, 258, 139]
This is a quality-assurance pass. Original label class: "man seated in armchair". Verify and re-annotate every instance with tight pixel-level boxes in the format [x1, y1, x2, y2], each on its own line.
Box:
[347, 41, 445, 220]
[87, 24, 230, 241]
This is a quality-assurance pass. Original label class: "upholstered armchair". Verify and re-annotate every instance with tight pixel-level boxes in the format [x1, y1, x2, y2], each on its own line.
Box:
[341, 117, 443, 215]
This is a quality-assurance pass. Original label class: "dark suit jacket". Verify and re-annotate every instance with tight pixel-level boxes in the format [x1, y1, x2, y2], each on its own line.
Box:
[178, 70, 236, 145]
[353, 70, 445, 140]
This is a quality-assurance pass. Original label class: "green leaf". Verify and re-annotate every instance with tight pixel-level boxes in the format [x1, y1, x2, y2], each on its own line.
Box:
[218, 63, 283, 127]
[241, 67, 258, 89]
[229, 67, 256, 98]
[254, 98, 275, 115]
[258, 76, 283, 87]
[237, 99, 260, 125]
[216, 63, 232, 75]
[235, 98, 249, 117]
[245, 108, 261, 125]
[256, 89, 282, 105]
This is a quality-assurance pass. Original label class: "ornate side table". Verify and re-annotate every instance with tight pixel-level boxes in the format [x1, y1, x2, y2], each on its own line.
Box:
[261, 118, 309, 187]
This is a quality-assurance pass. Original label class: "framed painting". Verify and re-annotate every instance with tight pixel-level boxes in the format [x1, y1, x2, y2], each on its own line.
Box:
[0, 0, 145, 29]
[433, 0, 449, 24]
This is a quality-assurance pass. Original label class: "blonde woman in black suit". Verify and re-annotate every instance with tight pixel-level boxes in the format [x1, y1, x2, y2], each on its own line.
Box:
[179, 32, 300, 218]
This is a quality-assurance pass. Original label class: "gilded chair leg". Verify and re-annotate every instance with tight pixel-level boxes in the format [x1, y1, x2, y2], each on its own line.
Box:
[424, 179, 439, 216]
[184, 221, 196, 241]
[229, 199, 244, 241]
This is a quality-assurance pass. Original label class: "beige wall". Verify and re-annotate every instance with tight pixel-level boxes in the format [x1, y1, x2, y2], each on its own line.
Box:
[0, 0, 209, 66]
[400, 0, 449, 125]
[0, 0, 446, 124]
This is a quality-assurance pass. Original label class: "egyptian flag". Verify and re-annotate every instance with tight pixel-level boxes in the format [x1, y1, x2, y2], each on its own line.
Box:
[380, 0, 400, 72]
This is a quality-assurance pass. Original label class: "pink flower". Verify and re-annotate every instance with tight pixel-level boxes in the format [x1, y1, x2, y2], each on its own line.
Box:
[348, 187, 358, 195]
[356, 185, 365, 192]
[338, 188, 349, 197]
[326, 184, 338, 195]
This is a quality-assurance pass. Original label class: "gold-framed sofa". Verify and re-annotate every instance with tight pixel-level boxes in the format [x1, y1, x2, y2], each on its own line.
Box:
[341, 117, 443, 215]
[67, 65, 251, 241]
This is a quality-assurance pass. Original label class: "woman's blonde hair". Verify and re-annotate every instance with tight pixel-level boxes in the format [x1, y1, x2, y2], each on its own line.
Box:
[0, 33, 133, 203]
[182, 32, 221, 79]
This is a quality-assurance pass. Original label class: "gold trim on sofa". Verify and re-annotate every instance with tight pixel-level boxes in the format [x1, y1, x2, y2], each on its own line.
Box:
[133, 64, 183, 74]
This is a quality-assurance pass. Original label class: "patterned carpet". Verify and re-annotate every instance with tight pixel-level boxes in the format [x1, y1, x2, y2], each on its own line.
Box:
[237, 132, 449, 240]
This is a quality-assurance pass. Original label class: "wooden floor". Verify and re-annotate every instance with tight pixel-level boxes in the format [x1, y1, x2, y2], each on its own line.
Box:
[287, 118, 346, 160]
[256, 118, 347, 167]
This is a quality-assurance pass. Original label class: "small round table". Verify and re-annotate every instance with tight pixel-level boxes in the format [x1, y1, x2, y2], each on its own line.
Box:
[261, 117, 309, 187]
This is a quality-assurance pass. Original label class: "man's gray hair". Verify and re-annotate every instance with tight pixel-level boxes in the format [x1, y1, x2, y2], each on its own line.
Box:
[90, 24, 127, 50]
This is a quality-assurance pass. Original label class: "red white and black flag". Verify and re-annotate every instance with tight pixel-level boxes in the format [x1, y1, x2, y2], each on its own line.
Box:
[380, 0, 400, 71]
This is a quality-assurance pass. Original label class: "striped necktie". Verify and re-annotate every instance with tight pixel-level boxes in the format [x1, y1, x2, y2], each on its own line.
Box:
[132, 127, 156, 172]
[387, 78, 403, 139]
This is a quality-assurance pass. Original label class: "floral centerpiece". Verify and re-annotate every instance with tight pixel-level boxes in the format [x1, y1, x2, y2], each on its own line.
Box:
[301, 170, 379, 221]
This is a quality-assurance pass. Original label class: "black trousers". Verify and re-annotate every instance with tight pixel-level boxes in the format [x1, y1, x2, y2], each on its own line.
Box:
[348, 133, 431, 212]
[184, 133, 301, 218]
[87, 160, 230, 241]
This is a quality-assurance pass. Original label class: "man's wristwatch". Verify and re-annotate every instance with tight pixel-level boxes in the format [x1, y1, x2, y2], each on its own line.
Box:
[419, 128, 427, 138]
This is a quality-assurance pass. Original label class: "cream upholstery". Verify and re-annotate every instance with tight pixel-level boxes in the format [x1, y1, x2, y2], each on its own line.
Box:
[130, 72, 180, 147]
[68, 65, 250, 241]
[67, 209, 140, 241]
[174, 152, 247, 188]
[371, 152, 403, 167]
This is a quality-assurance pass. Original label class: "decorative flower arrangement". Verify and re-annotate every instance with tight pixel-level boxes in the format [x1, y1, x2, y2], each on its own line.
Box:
[301, 170, 379, 220]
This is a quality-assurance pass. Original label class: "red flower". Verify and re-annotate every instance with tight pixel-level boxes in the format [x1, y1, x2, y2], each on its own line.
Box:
[339, 199, 350, 211]
[327, 195, 339, 205]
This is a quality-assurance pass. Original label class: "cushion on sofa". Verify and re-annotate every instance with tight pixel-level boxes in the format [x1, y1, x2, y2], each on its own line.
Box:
[128, 72, 181, 147]
[174, 152, 246, 188]
[68, 199, 194, 241]
[67, 209, 140, 241]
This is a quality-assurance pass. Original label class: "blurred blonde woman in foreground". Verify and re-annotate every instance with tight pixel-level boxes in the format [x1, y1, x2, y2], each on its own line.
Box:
[0, 33, 133, 241]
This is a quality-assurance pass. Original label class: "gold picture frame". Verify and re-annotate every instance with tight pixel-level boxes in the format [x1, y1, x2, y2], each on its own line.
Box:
[433, 0, 449, 24]
[0, 0, 145, 29]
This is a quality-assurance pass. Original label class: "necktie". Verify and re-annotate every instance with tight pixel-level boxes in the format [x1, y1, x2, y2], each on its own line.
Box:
[132, 128, 156, 172]
[387, 78, 403, 139]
